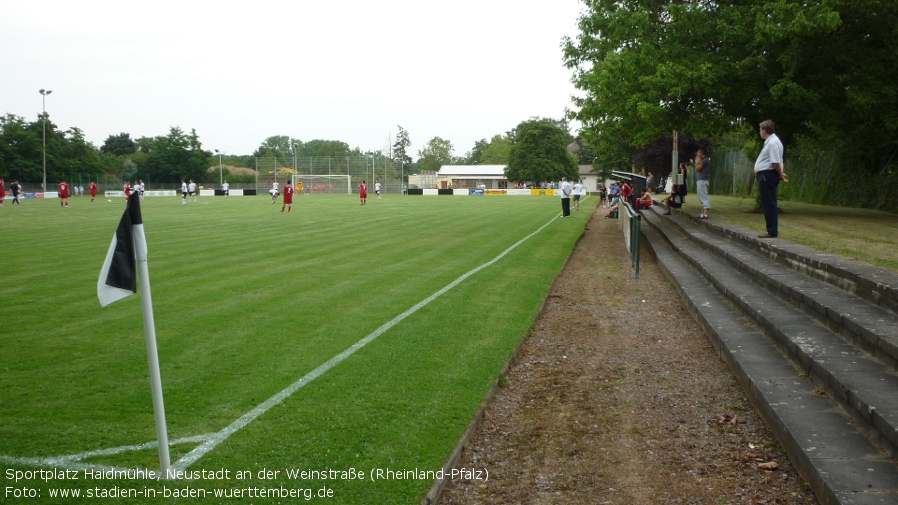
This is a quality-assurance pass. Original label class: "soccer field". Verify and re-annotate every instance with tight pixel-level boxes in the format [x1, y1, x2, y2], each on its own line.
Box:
[0, 193, 597, 504]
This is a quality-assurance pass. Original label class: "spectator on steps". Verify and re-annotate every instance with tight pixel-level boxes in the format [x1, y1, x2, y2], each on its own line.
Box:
[663, 163, 689, 215]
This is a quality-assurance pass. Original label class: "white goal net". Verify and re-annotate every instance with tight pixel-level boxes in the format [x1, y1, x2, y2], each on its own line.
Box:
[292, 175, 352, 194]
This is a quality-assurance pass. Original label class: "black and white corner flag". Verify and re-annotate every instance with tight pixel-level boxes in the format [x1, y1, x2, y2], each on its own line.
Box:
[95, 192, 171, 473]
[98, 192, 145, 307]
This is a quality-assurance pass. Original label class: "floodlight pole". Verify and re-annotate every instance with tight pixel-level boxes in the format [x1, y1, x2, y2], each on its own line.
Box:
[292, 144, 297, 174]
[40, 89, 52, 194]
[215, 149, 223, 185]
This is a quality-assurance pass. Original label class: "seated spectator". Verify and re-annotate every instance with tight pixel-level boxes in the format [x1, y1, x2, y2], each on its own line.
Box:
[634, 189, 653, 209]
[662, 163, 689, 215]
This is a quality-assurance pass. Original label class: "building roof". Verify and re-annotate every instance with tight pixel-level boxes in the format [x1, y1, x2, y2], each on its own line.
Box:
[438, 164, 597, 180]
[437, 165, 506, 177]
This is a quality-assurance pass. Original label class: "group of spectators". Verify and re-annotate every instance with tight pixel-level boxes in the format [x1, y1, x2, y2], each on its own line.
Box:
[593, 118, 786, 239]
[601, 179, 652, 219]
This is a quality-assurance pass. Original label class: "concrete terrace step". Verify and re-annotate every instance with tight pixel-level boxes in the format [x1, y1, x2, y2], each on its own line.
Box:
[654, 209, 898, 371]
[644, 209, 898, 457]
[637, 207, 898, 505]
[642, 208, 898, 458]
[671, 210, 898, 314]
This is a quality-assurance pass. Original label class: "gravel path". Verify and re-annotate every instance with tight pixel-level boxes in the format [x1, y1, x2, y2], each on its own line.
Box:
[439, 207, 819, 505]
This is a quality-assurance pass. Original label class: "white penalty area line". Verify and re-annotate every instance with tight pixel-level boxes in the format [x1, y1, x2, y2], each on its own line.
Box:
[172, 212, 561, 471]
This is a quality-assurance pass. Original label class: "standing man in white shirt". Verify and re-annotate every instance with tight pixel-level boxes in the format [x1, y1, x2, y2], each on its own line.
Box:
[222, 180, 230, 198]
[754, 120, 788, 238]
[560, 177, 572, 217]
[572, 180, 583, 211]
[375, 180, 381, 200]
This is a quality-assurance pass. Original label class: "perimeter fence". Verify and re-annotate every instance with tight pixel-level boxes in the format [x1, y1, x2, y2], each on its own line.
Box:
[682, 147, 898, 211]
[34, 156, 413, 195]
[253, 156, 410, 195]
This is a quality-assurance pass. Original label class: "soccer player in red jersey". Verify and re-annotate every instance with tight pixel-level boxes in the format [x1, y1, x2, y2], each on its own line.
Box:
[58, 179, 71, 207]
[123, 181, 132, 197]
[359, 180, 368, 205]
[0, 178, 5, 207]
[282, 181, 295, 213]
[89, 181, 98, 202]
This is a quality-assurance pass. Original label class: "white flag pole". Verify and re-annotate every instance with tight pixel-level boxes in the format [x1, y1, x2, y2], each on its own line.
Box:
[133, 220, 171, 475]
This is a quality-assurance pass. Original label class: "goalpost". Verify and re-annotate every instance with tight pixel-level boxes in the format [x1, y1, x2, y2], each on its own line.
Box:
[292, 174, 352, 195]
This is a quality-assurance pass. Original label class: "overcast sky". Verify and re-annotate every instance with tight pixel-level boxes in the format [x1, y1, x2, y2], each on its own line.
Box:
[2, 0, 584, 158]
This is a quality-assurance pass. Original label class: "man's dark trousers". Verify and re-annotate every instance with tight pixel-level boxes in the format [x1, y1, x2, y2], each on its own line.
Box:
[757, 170, 780, 237]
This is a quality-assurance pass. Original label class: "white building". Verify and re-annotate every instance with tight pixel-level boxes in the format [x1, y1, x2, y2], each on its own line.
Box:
[576, 165, 600, 194]
[436, 165, 508, 189]
[431, 164, 600, 192]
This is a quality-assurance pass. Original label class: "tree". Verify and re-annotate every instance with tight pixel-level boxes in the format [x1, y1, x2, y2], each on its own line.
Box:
[100, 133, 136, 156]
[392, 126, 412, 166]
[56, 127, 104, 177]
[571, 137, 596, 165]
[506, 119, 578, 185]
[297, 139, 352, 158]
[634, 133, 706, 181]
[463, 139, 489, 165]
[417, 137, 454, 173]
[563, 0, 898, 171]
[480, 135, 512, 165]
[254, 135, 296, 158]
[143, 127, 209, 183]
[0, 114, 42, 182]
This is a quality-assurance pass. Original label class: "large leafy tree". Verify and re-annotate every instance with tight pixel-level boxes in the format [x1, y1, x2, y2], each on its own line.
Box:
[254, 135, 296, 158]
[460, 139, 487, 165]
[100, 132, 137, 156]
[297, 139, 352, 158]
[56, 127, 104, 177]
[143, 127, 209, 183]
[480, 134, 512, 165]
[564, 0, 898, 171]
[0, 114, 42, 181]
[417, 137, 454, 173]
[506, 119, 577, 185]
[1, 114, 108, 183]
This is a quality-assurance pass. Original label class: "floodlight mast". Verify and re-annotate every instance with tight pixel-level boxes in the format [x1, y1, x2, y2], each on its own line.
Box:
[40, 89, 52, 194]
[215, 149, 223, 185]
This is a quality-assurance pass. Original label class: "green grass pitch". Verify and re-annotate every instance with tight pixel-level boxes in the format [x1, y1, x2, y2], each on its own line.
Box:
[0, 193, 597, 504]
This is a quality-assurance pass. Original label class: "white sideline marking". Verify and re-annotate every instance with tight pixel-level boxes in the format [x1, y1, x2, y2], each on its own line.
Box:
[3, 211, 564, 473]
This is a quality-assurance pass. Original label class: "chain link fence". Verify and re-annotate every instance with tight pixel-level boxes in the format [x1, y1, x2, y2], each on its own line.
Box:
[252, 156, 409, 194]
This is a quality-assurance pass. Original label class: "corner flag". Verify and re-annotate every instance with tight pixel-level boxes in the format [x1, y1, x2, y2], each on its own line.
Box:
[96, 193, 171, 474]
[98, 193, 142, 306]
